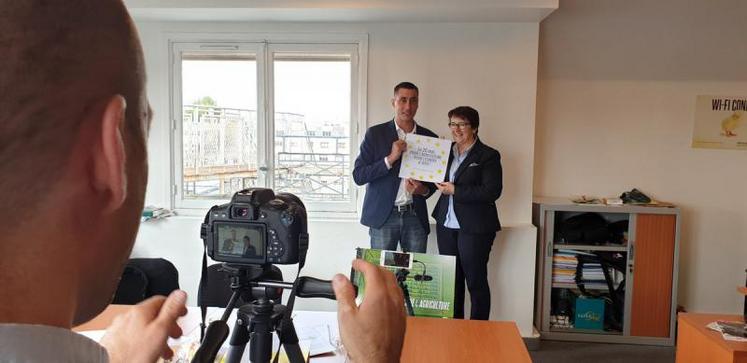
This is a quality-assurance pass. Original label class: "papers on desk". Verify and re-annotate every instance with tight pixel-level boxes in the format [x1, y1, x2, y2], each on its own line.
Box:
[296, 324, 339, 357]
[76, 307, 341, 362]
[707, 321, 747, 342]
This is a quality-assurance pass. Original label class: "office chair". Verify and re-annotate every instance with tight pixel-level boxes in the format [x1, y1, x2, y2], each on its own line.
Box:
[113, 258, 180, 304]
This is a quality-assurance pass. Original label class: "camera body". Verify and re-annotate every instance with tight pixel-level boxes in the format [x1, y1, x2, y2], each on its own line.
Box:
[201, 188, 308, 266]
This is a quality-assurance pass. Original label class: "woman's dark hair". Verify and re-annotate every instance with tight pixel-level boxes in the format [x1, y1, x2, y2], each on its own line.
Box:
[448, 106, 480, 134]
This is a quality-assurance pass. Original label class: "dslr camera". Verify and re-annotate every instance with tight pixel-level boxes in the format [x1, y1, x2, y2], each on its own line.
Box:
[200, 188, 308, 266]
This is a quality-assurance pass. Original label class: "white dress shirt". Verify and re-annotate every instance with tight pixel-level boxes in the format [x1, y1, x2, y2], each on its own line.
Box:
[443, 140, 476, 229]
[384, 121, 417, 207]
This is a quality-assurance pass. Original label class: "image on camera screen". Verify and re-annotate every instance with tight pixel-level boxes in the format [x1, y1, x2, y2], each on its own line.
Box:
[216, 224, 264, 259]
[380, 251, 412, 269]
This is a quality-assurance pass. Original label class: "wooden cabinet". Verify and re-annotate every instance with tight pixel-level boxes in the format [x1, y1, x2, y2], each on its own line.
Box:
[532, 198, 680, 345]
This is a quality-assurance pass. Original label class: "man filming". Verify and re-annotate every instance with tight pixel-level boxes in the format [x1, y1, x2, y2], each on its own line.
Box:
[0, 1, 406, 362]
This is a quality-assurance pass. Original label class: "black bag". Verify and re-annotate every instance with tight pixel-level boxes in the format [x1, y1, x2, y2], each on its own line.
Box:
[557, 212, 609, 245]
[112, 258, 180, 304]
[608, 220, 629, 245]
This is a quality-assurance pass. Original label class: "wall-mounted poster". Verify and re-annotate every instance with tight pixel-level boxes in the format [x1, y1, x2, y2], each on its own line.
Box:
[398, 134, 451, 182]
[692, 95, 747, 150]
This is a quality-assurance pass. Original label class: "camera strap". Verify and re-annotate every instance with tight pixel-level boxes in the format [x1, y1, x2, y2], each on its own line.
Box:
[199, 243, 209, 341]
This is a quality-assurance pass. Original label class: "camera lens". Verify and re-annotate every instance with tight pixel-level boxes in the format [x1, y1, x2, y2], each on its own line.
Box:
[236, 207, 249, 217]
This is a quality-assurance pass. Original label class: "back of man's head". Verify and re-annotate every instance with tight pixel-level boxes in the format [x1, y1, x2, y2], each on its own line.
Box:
[0, 0, 145, 229]
[0, 1, 151, 325]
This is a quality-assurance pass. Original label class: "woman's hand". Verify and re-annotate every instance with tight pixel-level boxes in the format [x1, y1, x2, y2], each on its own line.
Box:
[436, 182, 455, 195]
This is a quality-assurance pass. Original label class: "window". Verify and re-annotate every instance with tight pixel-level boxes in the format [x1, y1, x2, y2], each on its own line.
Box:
[171, 37, 365, 214]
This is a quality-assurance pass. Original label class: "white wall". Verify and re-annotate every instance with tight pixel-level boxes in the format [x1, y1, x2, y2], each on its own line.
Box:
[131, 20, 541, 336]
[535, 0, 747, 314]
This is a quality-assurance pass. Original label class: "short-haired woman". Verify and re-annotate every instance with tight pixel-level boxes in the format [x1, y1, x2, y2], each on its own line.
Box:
[432, 106, 503, 320]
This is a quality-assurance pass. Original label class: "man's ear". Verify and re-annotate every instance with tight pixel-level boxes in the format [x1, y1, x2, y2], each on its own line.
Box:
[92, 95, 128, 213]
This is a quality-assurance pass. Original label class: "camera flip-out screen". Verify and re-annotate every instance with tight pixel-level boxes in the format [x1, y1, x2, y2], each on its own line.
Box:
[215, 222, 265, 261]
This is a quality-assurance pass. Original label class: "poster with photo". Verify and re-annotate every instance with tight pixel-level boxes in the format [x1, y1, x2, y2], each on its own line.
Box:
[352, 248, 456, 318]
[398, 134, 451, 182]
[692, 95, 747, 150]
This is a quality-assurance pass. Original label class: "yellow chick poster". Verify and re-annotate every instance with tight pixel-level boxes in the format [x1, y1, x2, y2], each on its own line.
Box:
[692, 95, 747, 150]
[398, 134, 451, 183]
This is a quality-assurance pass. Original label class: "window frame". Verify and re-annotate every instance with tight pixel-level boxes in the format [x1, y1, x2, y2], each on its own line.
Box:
[169, 33, 368, 218]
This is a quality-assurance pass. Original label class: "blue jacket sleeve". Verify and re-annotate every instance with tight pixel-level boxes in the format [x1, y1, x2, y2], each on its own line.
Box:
[352, 128, 390, 186]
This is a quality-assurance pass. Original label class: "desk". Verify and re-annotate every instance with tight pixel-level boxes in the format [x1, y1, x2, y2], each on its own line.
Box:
[676, 313, 747, 363]
[75, 305, 531, 362]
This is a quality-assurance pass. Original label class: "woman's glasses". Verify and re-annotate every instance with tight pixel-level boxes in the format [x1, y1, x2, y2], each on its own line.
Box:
[448, 122, 470, 129]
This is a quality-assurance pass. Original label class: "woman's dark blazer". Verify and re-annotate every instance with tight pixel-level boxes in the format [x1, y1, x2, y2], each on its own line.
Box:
[431, 138, 502, 234]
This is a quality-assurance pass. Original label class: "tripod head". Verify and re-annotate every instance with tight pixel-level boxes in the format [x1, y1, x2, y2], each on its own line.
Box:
[220, 264, 284, 302]
[395, 268, 410, 282]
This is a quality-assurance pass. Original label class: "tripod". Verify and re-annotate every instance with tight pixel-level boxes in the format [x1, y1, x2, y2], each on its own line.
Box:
[192, 264, 334, 363]
[225, 297, 304, 363]
[395, 268, 415, 316]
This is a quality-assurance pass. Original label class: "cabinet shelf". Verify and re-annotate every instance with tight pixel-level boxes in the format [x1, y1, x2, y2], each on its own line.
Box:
[552, 282, 609, 290]
[553, 244, 628, 252]
[549, 327, 623, 335]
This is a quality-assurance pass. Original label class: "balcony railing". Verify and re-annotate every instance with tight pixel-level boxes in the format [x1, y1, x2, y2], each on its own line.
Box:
[182, 104, 350, 202]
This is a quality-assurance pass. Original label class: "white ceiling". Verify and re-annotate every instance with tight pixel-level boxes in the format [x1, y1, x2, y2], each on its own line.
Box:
[125, 0, 558, 22]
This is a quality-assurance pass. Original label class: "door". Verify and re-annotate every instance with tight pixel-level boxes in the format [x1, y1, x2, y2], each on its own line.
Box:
[629, 214, 677, 337]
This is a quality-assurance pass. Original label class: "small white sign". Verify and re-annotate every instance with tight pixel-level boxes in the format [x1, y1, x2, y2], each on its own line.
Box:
[398, 134, 451, 183]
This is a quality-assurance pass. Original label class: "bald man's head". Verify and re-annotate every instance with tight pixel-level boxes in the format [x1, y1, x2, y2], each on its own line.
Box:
[0, 0, 147, 228]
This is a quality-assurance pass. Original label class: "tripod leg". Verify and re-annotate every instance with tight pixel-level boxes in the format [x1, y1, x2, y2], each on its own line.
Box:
[401, 283, 415, 316]
[225, 317, 250, 363]
[277, 319, 305, 363]
[249, 312, 274, 363]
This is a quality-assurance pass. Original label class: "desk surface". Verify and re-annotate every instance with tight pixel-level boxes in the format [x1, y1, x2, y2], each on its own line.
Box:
[676, 312, 747, 363]
[678, 313, 747, 353]
[75, 305, 531, 363]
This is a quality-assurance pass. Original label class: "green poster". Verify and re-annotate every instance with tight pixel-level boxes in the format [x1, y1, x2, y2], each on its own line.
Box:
[352, 248, 456, 318]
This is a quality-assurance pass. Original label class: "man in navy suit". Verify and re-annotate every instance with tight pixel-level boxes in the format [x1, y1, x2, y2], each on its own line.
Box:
[353, 82, 437, 253]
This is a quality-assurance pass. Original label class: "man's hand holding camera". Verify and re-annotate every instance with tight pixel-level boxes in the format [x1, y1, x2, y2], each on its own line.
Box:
[333, 259, 406, 363]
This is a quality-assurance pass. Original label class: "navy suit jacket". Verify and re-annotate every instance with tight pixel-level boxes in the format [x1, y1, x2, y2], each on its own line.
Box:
[432, 138, 503, 233]
[353, 120, 438, 233]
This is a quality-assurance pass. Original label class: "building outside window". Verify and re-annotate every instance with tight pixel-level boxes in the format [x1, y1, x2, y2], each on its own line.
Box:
[172, 37, 365, 214]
